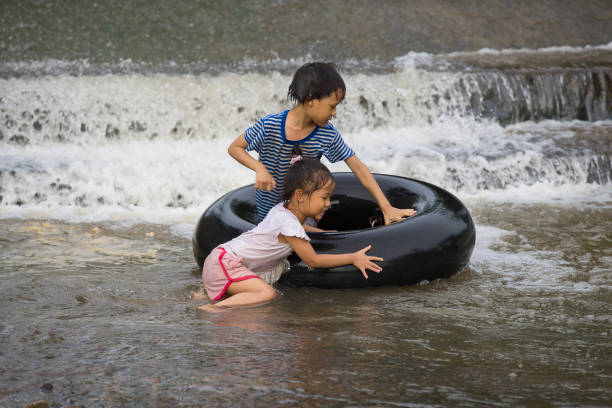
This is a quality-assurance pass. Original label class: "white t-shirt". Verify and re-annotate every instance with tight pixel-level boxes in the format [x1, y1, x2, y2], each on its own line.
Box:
[223, 202, 310, 273]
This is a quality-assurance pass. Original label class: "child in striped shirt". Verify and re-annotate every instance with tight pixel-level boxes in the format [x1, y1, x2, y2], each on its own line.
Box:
[228, 62, 416, 229]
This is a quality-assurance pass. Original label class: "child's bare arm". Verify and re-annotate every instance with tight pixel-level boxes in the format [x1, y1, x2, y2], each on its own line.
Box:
[303, 224, 326, 233]
[345, 155, 416, 224]
[283, 235, 383, 279]
[228, 134, 276, 191]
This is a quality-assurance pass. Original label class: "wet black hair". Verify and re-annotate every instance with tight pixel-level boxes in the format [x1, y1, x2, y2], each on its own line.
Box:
[282, 146, 334, 203]
[287, 62, 346, 104]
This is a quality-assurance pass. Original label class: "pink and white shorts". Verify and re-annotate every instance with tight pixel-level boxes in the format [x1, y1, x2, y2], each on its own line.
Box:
[202, 247, 260, 301]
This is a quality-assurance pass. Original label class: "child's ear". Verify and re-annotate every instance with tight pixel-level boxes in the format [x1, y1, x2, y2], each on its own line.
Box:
[294, 189, 306, 203]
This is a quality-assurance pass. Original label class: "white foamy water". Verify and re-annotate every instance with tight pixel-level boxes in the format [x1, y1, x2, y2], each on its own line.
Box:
[1, 68, 609, 224]
[0, 139, 245, 224]
[470, 223, 611, 293]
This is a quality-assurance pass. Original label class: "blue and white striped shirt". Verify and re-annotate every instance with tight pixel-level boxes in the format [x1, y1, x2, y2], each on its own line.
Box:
[244, 110, 355, 220]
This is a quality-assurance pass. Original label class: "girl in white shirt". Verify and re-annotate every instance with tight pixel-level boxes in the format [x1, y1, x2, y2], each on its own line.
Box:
[198, 152, 383, 311]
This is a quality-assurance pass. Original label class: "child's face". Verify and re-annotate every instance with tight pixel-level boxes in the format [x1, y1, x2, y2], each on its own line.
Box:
[307, 89, 343, 126]
[305, 179, 335, 221]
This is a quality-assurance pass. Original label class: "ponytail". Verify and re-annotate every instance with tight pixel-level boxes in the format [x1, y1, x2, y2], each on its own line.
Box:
[282, 146, 333, 202]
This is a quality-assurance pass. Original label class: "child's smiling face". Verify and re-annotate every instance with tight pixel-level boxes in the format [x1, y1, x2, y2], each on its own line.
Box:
[305, 179, 335, 221]
[307, 89, 344, 126]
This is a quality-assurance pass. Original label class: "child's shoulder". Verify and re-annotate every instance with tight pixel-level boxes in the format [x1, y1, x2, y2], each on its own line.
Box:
[266, 203, 300, 224]
[313, 122, 340, 139]
[267, 202, 293, 219]
[259, 110, 288, 123]
[318, 122, 338, 132]
[249, 111, 288, 135]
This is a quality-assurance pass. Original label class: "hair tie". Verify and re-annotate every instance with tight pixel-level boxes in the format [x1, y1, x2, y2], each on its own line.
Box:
[290, 155, 303, 165]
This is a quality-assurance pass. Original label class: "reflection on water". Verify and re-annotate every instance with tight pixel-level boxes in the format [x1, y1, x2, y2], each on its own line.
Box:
[0, 200, 610, 407]
[4, 221, 161, 268]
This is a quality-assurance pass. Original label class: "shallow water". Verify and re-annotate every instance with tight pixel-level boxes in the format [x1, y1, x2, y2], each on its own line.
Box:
[1, 199, 610, 407]
[1, 0, 611, 406]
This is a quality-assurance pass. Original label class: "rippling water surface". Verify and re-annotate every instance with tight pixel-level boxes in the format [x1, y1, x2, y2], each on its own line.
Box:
[1, 1, 611, 406]
[1, 200, 609, 407]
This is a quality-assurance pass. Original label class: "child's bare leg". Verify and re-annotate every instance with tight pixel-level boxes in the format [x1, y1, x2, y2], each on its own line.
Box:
[199, 278, 276, 309]
[198, 303, 228, 313]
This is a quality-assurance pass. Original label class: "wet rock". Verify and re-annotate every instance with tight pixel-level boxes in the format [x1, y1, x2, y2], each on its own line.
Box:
[33, 120, 43, 131]
[105, 124, 120, 139]
[34, 108, 50, 119]
[587, 155, 611, 184]
[50, 181, 72, 191]
[171, 120, 182, 135]
[74, 194, 86, 206]
[40, 382, 53, 392]
[33, 192, 46, 202]
[21, 400, 48, 408]
[381, 100, 389, 113]
[193, 97, 204, 110]
[359, 95, 369, 110]
[129, 121, 147, 132]
[9, 134, 29, 145]
[58, 122, 70, 132]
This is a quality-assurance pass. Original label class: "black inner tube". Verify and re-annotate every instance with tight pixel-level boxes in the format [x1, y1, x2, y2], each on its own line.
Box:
[193, 173, 476, 288]
[228, 175, 426, 231]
